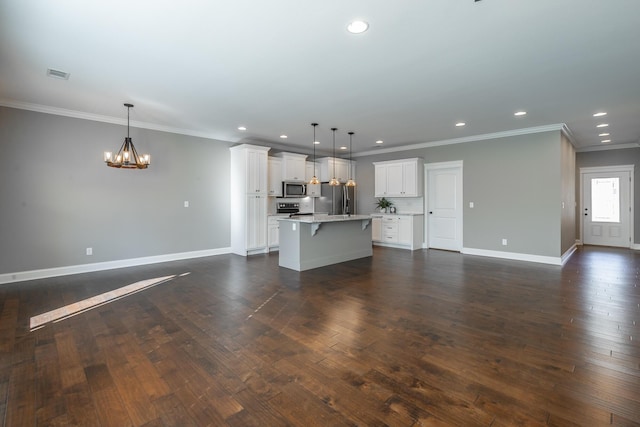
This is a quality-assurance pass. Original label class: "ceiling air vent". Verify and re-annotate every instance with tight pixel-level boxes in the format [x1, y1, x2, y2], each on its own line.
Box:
[46, 68, 70, 80]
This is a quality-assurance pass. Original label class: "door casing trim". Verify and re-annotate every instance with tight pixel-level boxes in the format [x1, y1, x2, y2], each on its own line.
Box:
[579, 165, 634, 248]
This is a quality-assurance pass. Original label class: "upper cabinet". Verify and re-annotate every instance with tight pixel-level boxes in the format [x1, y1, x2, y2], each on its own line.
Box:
[268, 157, 283, 196]
[273, 152, 307, 181]
[231, 144, 270, 195]
[305, 161, 317, 182]
[374, 158, 423, 197]
[318, 157, 353, 183]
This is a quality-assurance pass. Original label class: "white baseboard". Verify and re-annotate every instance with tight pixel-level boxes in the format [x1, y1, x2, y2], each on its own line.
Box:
[373, 242, 419, 251]
[0, 247, 231, 285]
[577, 238, 640, 250]
[561, 244, 577, 265]
[461, 247, 563, 266]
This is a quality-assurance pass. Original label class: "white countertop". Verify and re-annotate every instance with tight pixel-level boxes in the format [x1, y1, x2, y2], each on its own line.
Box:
[278, 214, 372, 223]
[370, 212, 424, 217]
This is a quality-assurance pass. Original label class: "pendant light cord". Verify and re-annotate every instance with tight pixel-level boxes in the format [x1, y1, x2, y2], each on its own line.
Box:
[331, 127, 337, 179]
[312, 123, 318, 177]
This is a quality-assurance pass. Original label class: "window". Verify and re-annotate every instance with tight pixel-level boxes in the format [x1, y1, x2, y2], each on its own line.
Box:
[591, 177, 620, 223]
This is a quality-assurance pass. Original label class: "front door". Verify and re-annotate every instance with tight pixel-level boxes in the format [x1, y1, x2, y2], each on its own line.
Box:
[426, 162, 463, 251]
[582, 168, 632, 248]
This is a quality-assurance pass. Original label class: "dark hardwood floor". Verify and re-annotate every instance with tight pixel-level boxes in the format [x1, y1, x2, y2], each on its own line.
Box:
[1, 246, 639, 426]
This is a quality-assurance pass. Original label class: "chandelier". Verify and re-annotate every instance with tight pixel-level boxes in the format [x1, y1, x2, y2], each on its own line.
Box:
[104, 103, 150, 169]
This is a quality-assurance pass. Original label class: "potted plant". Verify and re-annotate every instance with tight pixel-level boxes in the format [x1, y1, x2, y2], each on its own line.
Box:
[375, 197, 393, 213]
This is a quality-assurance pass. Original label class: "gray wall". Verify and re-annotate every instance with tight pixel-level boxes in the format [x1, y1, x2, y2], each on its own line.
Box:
[356, 131, 569, 258]
[1, 106, 581, 274]
[576, 147, 640, 243]
[0, 107, 232, 274]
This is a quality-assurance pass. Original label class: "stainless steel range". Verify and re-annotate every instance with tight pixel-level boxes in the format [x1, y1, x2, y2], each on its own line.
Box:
[276, 202, 299, 214]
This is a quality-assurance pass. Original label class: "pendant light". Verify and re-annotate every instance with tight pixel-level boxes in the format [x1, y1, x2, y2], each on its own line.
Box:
[345, 131, 356, 187]
[329, 127, 340, 186]
[309, 123, 320, 185]
[103, 103, 150, 169]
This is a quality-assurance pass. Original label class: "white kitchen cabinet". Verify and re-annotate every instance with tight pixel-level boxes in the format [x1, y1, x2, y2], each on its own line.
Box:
[374, 158, 423, 197]
[372, 216, 382, 241]
[371, 214, 424, 250]
[230, 144, 270, 256]
[306, 161, 317, 182]
[318, 157, 350, 183]
[246, 195, 267, 250]
[381, 216, 399, 243]
[268, 157, 283, 196]
[245, 149, 268, 194]
[273, 152, 307, 181]
[268, 216, 280, 250]
[398, 216, 413, 245]
[307, 183, 321, 197]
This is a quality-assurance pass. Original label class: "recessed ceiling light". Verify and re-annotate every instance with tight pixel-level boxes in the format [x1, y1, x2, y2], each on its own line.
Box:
[593, 112, 607, 117]
[347, 20, 369, 34]
[375, 140, 384, 144]
[596, 124, 609, 128]
[455, 122, 466, 127]
[340, 146, 347, 150]
[314, 141, 320, 145]
[237, 126, 247, 131]
[514, 111, 527, 116]
[280, 134, 288, 139]
[601, 139, 611, 143]
[598, 133, 610, 137]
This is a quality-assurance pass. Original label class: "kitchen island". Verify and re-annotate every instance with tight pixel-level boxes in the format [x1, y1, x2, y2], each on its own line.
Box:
[278, 215, 372, 271]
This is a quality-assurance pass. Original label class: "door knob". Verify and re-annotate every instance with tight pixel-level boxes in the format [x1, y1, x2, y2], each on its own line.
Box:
[429, 211, 433, 214]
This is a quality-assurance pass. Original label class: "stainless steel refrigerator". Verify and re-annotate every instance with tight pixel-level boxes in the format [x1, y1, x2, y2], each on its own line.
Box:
[315, 183, 356, 215]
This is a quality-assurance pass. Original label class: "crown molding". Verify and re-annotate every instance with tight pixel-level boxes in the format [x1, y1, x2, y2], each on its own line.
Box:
[352, 124, 567, 157]
[575, 142, 640, 152]
[0, 98, 237, 142]
[7, 100, 632, 155]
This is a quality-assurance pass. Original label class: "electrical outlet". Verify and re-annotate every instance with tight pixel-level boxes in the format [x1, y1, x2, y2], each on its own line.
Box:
[86, 247, 93, 255]
[469, 202, 474, 208]
[184, 201, 189, 208]
[501, 239, 507, 246]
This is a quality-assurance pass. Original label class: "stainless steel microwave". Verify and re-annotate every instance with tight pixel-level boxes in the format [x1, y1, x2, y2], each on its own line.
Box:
[282, 181, 306, 198]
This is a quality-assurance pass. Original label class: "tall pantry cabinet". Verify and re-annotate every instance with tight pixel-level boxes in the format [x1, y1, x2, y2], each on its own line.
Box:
[230, 144, 270, 256]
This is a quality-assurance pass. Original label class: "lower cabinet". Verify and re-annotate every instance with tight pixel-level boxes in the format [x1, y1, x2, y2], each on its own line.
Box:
[268, 216, 280, 251]
[371, 214, 424, 250]
[372, 217, 382, 241]
[246, 195, 267, 251]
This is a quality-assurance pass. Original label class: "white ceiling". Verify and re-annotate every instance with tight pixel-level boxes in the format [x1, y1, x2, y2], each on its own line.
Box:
[1, 0, 639, 155]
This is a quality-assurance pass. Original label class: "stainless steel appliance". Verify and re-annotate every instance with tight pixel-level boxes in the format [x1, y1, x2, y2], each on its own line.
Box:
[276, 202, 299, 214]
[282, 181, 306, 198]
[315, 183, 356, 215]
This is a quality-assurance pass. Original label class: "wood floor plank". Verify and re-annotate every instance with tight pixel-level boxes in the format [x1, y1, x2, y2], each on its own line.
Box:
[2, 246, 640, 425]
[5, 361, 37, 427]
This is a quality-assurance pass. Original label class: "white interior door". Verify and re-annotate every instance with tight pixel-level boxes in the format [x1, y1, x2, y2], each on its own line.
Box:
[582, 169, 631, 247]
[426, 162, 463, 251]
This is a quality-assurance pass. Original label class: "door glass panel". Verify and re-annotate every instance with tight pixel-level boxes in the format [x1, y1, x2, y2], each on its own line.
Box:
[591, 177, 620, 223]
